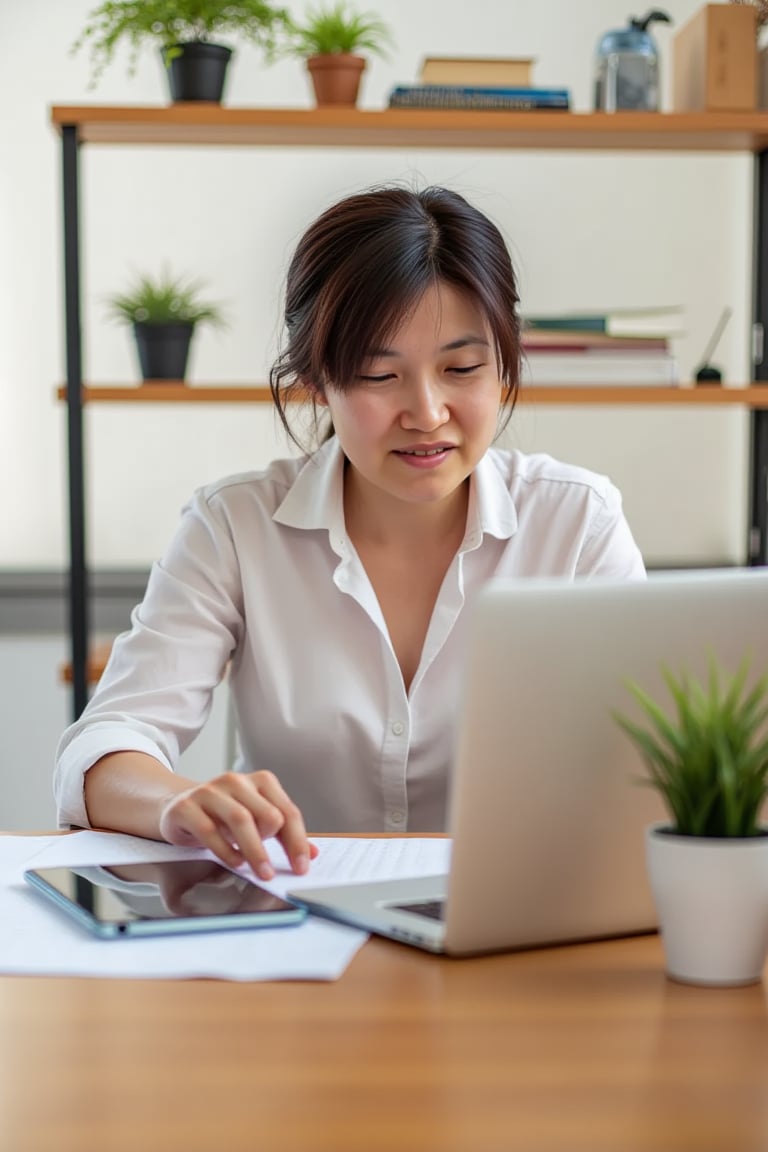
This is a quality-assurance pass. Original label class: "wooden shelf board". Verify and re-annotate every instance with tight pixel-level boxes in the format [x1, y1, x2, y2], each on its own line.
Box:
[50, 106, 768, 152]
[56, 384, 768, 406]
[58, 639, 113, 685]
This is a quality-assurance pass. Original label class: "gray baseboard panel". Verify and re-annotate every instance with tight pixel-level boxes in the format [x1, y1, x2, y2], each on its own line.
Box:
[0, 569, 150, 635]
[0, 560, 736, 636]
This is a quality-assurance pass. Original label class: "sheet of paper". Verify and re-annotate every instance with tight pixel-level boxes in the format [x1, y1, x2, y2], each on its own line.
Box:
[0, 832, 451, 982]
[26, 830, 452, 885]
[0, 835, 63, 874]
[262, 835, 452, 898]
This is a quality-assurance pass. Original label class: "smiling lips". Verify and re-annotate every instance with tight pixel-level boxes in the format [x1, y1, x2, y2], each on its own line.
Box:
[393, 444, 455, 468]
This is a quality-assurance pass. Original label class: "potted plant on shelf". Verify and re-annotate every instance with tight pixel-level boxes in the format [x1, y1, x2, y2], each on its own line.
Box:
[614, 655, 768, 987]
[284, 0, 393, 107]
[72, 0, 292, 102]
[107, 269, 225, 382]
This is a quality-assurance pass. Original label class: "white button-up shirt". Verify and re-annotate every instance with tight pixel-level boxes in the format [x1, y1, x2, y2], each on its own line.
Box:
[55, 438, 645, 833]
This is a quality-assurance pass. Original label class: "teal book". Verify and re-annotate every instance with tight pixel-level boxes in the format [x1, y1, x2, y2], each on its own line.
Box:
[527, 316, 612, 332]
[524, 307, 684, 338]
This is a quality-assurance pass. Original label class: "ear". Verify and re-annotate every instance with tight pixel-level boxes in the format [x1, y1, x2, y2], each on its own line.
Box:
[301, 378, 328, 407]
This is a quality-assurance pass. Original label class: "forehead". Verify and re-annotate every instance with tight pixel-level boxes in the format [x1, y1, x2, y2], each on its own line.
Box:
[385, 281, 489, 345]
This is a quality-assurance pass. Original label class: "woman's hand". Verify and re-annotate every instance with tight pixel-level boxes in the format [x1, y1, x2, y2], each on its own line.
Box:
[158, 771, 319, 881]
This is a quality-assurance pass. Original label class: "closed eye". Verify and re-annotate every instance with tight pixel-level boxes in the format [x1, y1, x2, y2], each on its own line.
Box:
[358, 373, 396, 383]
[449, 364, 484, 375]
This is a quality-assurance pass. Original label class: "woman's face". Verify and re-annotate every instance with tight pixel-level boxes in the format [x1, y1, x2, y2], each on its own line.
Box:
[321, 281, 504, 516]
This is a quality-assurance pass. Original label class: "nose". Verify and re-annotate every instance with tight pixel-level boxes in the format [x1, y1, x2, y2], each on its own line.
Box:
[400, 376, 449, 431]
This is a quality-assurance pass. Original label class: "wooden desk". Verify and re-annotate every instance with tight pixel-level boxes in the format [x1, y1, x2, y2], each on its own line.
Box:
[1, 933, 767, 1152]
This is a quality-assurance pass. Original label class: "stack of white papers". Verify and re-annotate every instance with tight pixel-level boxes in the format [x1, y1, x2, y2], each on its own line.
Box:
[0, 832, 450, 982]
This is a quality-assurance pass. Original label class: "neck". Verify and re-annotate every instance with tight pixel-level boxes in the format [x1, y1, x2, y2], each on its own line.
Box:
[344, 467, 470, 550]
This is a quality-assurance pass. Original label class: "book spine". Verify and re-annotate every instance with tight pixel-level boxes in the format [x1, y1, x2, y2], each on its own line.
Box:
[420, 67, 535, 87]
[523, 354, 679, 385]
[390, 93, 569, 110]
[523, 336, 669, 352]
[388, 85, 570, 111]
[525, 316, 608, 332]
[419, 59, 536, 83]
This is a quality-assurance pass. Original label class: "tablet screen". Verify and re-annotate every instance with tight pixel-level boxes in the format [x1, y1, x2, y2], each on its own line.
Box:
[25, 859, 304, 935]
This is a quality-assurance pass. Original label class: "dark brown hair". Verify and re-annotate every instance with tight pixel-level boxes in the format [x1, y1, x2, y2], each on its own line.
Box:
[269, 185, 521, 448]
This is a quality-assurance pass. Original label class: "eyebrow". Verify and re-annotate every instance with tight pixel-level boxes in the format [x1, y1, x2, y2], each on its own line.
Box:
[365, 335, 491, 357]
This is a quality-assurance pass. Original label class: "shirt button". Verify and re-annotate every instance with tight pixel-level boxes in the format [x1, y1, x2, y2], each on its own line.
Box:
[391, 721, 405, 736]
[389, 810, 405, 825]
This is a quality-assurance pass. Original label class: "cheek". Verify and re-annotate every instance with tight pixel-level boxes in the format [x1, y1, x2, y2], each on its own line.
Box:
[331, 394, 393, 439]
[459, 387, 503, 428]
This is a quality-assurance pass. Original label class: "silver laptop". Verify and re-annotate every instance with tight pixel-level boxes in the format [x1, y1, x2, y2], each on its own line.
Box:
[290, 569, 768, 956]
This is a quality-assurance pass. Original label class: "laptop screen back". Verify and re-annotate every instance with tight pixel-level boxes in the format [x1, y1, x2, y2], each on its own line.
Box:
[443, 570, 768, 955]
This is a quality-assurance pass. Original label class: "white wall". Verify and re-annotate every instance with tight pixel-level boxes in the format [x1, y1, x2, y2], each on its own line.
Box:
[1, 0, 754, 569]
[0, 636, 232, 830]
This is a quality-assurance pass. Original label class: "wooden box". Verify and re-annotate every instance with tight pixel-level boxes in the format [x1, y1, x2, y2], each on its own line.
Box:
[672, 3, 758, 111]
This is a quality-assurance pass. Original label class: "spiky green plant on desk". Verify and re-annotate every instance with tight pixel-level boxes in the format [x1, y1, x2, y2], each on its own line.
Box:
[615, 657, 768, 838]
[614, 656, 768, 986]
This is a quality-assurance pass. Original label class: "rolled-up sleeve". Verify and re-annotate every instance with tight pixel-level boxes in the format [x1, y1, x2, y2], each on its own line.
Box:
[54, 489, 245, 829]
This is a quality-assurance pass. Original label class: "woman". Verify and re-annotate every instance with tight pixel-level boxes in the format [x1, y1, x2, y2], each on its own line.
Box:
[55, 185, 645, 880]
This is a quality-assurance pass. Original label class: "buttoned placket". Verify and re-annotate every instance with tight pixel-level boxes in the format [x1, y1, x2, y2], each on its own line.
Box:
[330, 515, 487, 832]
[329, 527, 412, 830]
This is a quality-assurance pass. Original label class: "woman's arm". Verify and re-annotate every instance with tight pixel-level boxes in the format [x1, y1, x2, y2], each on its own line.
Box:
[83, 750, 194, 840]
[55, 488, 245, 829]
[84, 751, 317, 880]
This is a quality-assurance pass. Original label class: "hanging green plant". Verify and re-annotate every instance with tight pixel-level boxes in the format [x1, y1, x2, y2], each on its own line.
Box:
[72, 0, 293, 86]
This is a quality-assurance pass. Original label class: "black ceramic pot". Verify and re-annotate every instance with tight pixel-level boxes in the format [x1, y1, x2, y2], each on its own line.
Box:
[133, 322, 194, 381]
[166, 42, 233, 103]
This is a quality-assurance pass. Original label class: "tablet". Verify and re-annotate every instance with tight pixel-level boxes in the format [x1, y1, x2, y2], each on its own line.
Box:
[24, 859, 306, 938]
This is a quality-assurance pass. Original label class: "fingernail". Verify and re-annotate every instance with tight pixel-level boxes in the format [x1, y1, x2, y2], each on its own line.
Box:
[294, 853, 310, 874]
[257, 862, 274, 881]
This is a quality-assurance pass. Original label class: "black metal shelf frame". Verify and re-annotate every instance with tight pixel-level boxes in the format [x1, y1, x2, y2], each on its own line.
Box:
[59, 122, 768, 721]
[751, 150, 768, 566]
[62, 125, 89, 721]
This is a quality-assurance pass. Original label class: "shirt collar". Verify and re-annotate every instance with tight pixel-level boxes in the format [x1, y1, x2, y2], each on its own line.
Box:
[273, 436, 345, 535]
[463, 449, 518, 548]
[273, 437, 518, 545]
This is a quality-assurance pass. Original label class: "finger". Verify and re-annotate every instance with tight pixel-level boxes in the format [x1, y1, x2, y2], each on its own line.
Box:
[170, 777, 281, 879]
[165, 775, 308, 881]
[171, 806, 246, 873]
[209, 776, 298, 879]
[250, 772, 313, 875]
[219, 802, 279, 881]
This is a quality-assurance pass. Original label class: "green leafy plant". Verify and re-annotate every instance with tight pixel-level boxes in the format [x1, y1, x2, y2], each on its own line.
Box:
[285, 1, 393, 57]
[106, 269, 225, 328]
[72, 0, 292, 84]
[614, 656, 768, 838]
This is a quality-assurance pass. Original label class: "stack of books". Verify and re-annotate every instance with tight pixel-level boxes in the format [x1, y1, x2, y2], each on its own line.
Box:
[521, 307, 684, 385]
[388, 55, 570, 111]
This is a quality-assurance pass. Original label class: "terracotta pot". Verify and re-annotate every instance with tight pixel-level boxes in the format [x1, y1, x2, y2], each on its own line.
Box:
[307, 54, 366, 106]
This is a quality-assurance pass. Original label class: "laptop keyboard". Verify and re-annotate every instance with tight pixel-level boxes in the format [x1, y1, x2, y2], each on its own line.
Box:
[390, 899, 446, 922]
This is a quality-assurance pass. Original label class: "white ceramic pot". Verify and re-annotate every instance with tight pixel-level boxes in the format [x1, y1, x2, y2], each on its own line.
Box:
[646, 823, 768, 986]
